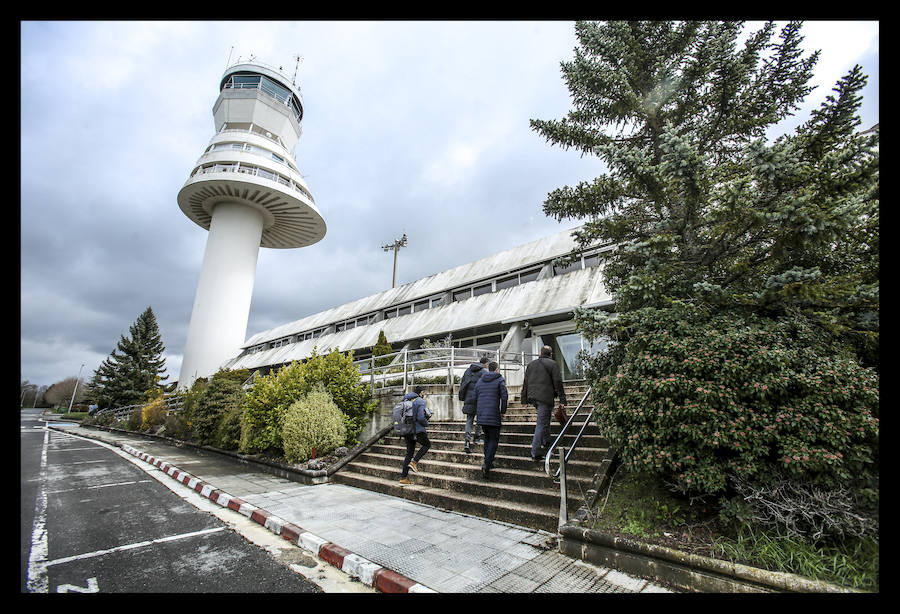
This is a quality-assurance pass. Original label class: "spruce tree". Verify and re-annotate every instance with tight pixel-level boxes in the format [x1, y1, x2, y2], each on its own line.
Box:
[530, 21, 879, 506]
[87, 307, 169, 408]
[531, 20, 878, 365]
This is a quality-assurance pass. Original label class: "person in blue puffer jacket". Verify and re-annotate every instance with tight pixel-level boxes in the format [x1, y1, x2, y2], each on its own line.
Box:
[399, 385, 432, 485]
[473, 362, 508, 481]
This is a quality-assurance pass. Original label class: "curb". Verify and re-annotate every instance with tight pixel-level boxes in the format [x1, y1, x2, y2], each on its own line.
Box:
[117, 442, 436, 593]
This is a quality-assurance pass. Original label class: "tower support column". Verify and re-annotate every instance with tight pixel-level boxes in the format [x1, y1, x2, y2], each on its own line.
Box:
[179, 202, 265, 386]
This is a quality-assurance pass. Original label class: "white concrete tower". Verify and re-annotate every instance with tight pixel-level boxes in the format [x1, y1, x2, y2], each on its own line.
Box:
[177, 62, 326, 388]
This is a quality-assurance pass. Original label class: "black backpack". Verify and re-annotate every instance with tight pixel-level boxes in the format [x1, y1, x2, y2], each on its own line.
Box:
[392, 399, 416, 436]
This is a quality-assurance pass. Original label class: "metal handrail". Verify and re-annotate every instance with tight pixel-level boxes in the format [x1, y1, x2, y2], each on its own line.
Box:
[544, 386, 593, 478]
[352, 346, 538, 390]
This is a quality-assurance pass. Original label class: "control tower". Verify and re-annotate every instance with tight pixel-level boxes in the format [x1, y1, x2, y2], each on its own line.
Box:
[177, 61, 326, 388]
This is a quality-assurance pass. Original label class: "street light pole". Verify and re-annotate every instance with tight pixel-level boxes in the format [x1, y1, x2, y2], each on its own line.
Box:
[382, 233, 408, 289]
[67, 363, 85, 414]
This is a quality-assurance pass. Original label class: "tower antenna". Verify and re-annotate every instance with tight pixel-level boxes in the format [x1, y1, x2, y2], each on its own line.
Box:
[292, 54, 303, 86]
[226, 45, 234, 69]
[382, 233, 408, 289]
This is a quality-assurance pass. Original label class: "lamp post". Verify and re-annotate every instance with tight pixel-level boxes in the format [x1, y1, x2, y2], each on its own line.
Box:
[67, 363, 84, 414]
[382, 233, 408, 288]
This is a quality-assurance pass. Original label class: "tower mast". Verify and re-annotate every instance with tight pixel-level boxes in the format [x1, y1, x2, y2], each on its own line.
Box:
[177, 59, 326, 388]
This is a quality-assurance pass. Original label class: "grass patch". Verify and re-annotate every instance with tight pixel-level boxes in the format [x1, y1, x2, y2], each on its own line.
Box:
[589, 467, 878, 591]
[713, 526, 879, 591]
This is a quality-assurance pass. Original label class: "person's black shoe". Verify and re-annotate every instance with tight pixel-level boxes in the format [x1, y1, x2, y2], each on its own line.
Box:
[474, 437, 484, 445]
[532, 456, 545, 463]
[464, 444, 472, 454]
[482, 465, 489, 480]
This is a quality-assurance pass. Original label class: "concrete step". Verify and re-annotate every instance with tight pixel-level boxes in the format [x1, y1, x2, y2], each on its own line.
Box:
[416, 426, 608, 449]
[332, 469, 563, 532]
[374, 437, 609, 466]
[332, 386, 606, 533]
[333, 459, 589, 514]
[356, 449, 597, 489]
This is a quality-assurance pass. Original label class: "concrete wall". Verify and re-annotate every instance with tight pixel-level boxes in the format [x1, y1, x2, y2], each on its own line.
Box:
[359, 382, 524, 441]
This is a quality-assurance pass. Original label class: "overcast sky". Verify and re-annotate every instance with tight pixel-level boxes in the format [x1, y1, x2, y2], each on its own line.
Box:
[20, 20, 879, 389]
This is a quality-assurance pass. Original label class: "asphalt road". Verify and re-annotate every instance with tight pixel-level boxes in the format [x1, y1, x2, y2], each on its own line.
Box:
[20, 408, 322, 593]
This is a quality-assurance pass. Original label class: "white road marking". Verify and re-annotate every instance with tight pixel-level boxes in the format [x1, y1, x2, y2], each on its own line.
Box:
[47, 479, 153, 494]
[25, 428, 50, 593]
[44, 527, 226, 567]
[56, 577, 99, 593]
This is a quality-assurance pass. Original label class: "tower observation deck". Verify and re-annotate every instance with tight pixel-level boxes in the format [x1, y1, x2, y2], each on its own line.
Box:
[177, 61, 326, 388]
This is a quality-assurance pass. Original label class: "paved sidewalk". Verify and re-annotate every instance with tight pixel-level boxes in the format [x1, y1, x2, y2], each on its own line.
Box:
[47, 422, 673, 594]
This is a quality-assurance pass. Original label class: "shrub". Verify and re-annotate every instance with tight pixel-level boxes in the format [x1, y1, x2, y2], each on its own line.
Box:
[300, 348, 379, 442]
[583, 302, 879, 498]
[193, 372, 246, 447]
[216, 403, 244, 450]
[126, 407, 143, 431]
[92, 411, 117, 427]
[176, 377, 209, 441]
[240, 363, 301, 455]
[282, 385, 347, 464]
[140, 397, 169, 431]
[240, 348, 377, 454]
[163, 412, 190, 440]
[724, 473, 878, 541]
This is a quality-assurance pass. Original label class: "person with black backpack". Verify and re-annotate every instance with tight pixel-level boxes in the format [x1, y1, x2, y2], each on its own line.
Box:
[398, 385, 431, 485]
[521, 345, 567, 463]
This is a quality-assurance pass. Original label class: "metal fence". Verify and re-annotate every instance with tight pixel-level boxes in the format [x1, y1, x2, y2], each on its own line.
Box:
[94, 346, 533, 418]
[352, 346, 537, 390]
[94, 395, 184, 421]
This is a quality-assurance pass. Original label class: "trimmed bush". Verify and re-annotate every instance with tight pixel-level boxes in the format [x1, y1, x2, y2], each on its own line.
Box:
[240, 348, 377, 455]
[193, 372, 245, 447]
[584, 303, 879, 498]
[282, 385, 347, 464]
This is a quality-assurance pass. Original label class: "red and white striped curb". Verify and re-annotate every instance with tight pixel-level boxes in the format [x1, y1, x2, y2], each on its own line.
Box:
[119, 443, 435, 593]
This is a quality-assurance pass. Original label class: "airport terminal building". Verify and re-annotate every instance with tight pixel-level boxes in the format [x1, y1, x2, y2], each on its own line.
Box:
[221, 225, 613, 384]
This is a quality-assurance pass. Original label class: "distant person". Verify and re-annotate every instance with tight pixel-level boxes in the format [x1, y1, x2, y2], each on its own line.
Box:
[473, 361, 508, 480]
[458, 355, 489, 453]
[399, 385, 432, 485]
[521, 345, 567, 463]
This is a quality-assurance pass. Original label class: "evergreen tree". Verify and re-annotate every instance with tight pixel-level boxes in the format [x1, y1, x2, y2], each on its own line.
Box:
[531, 20, 877, 365]
[372, 330, 393, 367]
[87, 307, 169, 408]
[530, 21, 879, 505]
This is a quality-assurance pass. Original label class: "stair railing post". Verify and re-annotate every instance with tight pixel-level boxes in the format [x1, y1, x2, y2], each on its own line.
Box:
[371, 356, 375, 390]
[558, 446, 568, 529]
[449, 346, 454, 387]
[403, 349, 408, 390]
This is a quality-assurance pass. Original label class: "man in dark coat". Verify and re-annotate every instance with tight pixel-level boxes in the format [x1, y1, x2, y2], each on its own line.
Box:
[458, 356, 489, 453]
[399, 385, 432, 485]
[473, 361, 508, 480]
[521, 345, 567, 463]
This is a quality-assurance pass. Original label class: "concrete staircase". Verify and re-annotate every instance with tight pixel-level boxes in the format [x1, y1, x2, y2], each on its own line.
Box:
[331, 382, 609, 532]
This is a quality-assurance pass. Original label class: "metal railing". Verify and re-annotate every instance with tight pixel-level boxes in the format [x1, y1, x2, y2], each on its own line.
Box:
[544, 386, 594, 479]
[94, 395, 184, 421]
[190, 162, 315, 203]
[352, 346, 538, 390]
[543, 386, 594, 526]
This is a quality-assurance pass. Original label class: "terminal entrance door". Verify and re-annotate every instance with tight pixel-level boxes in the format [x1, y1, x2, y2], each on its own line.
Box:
[533, 325, 610, 382]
